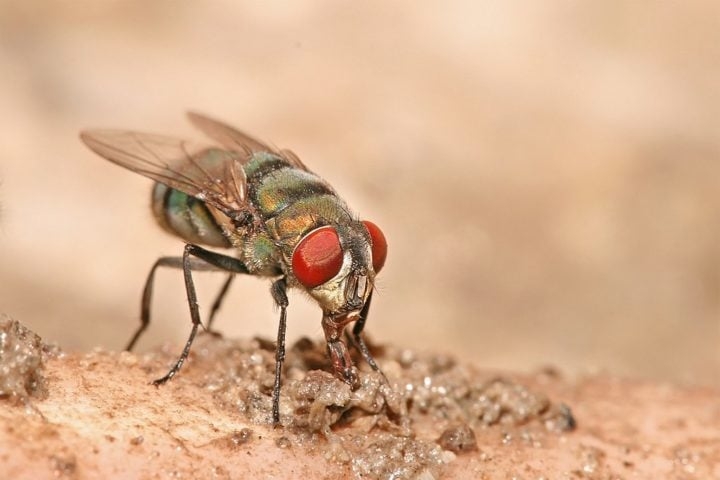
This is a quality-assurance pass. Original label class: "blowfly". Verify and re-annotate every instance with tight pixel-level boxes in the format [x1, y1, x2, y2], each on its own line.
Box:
[80, 113, 387, 425]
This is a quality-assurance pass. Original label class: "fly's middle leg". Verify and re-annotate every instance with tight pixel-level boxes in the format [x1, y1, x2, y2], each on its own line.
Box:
[269, 278, 289, 427]
[206, 273, 235, 334]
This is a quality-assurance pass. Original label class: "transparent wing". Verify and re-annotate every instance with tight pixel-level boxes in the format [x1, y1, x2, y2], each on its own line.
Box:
[186, 111, 310, 171]
[79, 130, 247, 215]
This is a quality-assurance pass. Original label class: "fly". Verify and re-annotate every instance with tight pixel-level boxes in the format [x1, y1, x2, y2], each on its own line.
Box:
[80, 112, 388, 426]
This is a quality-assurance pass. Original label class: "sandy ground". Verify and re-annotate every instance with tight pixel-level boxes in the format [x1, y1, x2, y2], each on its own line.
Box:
[1, 314, 719, 479]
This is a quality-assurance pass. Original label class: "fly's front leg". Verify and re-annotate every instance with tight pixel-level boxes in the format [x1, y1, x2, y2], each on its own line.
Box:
[323, 315, 359, 388]
[151, 244, 249, 386]
[350, 290, 384, 375]
[269, 278, 288, 427]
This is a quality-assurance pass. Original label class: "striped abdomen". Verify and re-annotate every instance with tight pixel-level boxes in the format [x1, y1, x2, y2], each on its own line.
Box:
[151, 183, 232, 248]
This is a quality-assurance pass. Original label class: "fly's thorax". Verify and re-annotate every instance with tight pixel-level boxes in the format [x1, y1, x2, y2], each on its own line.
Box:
[243, 150, 355, 275]
[243, 151, 287, 179]
[241, 150, 379, 313]
[245, 152, 336, 220]
[151, 183, 231, 248]
[265, 195, 353, 255]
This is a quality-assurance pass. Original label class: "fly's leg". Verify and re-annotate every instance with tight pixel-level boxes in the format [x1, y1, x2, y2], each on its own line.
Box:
[205, 274, 235, 334]
[127, 256, 240, 351]
[349, 291, 385, 377]
[269, 278, 289, 427]
[129, 256, 192, 351]
[323, 315, 359, 388]
[148, 244, 250, 386]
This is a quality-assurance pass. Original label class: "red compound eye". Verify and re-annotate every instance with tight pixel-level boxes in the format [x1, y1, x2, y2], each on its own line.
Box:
[363, 220, 387, 273]
[292, 226, 343, 288]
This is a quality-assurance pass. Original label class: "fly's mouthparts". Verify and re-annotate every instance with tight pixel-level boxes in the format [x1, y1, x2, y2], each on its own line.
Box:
[326, 310, 358, 325]
[357, 275, 368, 299]
[345, 273, 368, 307]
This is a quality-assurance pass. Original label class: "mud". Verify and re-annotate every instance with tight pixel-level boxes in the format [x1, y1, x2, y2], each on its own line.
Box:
[147, 333, 575, 479]
[2, 322, 719, 479]
[0, 314, 52, 406]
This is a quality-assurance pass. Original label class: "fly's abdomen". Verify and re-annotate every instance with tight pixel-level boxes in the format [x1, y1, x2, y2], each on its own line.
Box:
[151, 183, 232, 248]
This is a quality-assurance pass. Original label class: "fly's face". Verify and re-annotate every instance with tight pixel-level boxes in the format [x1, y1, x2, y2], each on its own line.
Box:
[292, 220, 387, 320]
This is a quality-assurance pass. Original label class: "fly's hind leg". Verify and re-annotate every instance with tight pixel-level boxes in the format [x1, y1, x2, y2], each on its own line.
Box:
[126, 256, 241, 351]
[126, 255, 183, 352]
[129, 244, 249, 385]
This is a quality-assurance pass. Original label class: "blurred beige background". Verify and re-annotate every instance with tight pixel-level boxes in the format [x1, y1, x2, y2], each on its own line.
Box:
[0, 2, 718, 386]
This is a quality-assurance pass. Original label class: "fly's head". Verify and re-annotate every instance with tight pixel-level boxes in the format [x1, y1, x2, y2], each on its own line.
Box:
[290, 220, 387, 387]
[291, 220, 387, 323]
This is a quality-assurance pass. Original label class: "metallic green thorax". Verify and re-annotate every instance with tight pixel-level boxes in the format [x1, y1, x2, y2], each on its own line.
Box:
[243, 152, 355, 276]
[152, 151, 356, 280]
